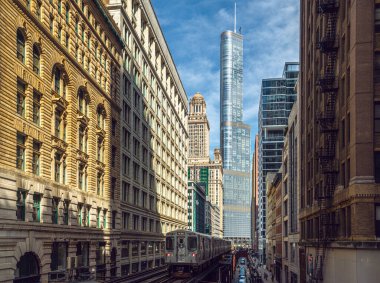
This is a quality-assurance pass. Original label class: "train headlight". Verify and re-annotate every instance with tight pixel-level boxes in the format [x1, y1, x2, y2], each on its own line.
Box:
[166, 253, 172, 257]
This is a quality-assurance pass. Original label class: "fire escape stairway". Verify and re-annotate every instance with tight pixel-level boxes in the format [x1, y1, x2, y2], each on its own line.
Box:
[314, 0, 339, 282]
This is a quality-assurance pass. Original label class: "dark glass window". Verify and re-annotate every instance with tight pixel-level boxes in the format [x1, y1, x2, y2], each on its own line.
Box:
[187, 236, 197, 251]
[16, 30, 25, 63]
[33, 45, 40, 75]
[165, 237, 174, 251]
[375, 152, 380, 183]
[376, 205, 380, 237]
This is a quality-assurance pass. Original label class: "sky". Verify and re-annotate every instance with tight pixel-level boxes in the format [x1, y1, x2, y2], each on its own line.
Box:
[151, 0, 299, 155]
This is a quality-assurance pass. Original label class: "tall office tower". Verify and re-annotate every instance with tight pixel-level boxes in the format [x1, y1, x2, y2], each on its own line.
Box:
[188, 93, 224, 237]
[257, 62, 299, 262]
[299, 1, 380, 282]
[220, 26, 251, 244]
[0, 0, 123, 281]
[106, 0, 189, 276]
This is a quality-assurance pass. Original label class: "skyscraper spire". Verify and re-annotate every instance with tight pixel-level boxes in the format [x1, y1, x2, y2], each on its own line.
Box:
[234, 1, 237, 33]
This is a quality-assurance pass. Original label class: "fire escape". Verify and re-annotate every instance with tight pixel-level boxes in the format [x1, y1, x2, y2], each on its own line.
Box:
[314, 0, 339, 281]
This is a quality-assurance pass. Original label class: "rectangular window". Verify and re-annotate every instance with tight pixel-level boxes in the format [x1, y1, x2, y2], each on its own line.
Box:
[32, 194, 41, 222]
[78, 163, 86, 191]
[16, 133, 26, 171]
[111, 119, 116, 136]
[103, 210, 107, 229]
[141, 241, 146, 256]
[122, 181, 129, 202]
[17, 80, 25, 117]
[133, 187, 139, 206]
[112, 211, 116, 229]
[122, 154, 130, 176]
[49, 15, 53, 33]
[133, 162, 139, 181]
[132, 241, 138, 256]
[149, 196, 154, 211]
[63, 200, 69, 225]
[133, 215, 139, 230]
[51, 242, 67, 271]
[32, 140, 41, 175]
[52, 198, 59, 224]
[97, 208, 101, 228]
[111, 177, 116, 200]
[16, 189, 26, 221]
[375, 152, 380, 183]
[376, 4, 380, 33]
[341, 119, 345, 148]
[376, 205, 380, 237]
[111, 146, 116, 167]
[77, 204, 83, 226]
[142, 192, 147, 208]
[55, 109, 62, 138]
[142, 217, 147, 231]
[33, 91, 41, 125]
[149, 219, 154, 232]
[122, 212, 129, 230]
[54, 152, 62, 183]
[97, 172, 103, 196]
[121, 241, 129, 258]
[376, 53, 380, 83]
[58, 26, 62, 42]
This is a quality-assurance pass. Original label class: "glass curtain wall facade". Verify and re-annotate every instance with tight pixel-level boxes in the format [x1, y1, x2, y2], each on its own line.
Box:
[258, 62, 299, 261]
[220, 31, 251, 244]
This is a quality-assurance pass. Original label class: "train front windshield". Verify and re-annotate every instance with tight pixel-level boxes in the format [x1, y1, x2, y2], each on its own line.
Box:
[166, 237, 174, 251]
[187, 236, 197, 251]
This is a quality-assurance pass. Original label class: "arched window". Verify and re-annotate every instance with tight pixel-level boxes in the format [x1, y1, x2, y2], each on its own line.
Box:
[16, 29, 25, 63]
[14, 252, 40, 283]
[33, 45, 40, 75]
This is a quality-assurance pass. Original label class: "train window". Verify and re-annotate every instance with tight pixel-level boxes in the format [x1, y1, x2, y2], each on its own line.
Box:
[187, 236, 197, 251]
[166, 237, 174, 251]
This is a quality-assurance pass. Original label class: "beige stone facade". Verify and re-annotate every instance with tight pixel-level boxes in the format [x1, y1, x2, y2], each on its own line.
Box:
[105, 0, 189, 276]
[0, 0, 123, 282]
[188, 92, 210, 163]
[299, 0, 380, 282]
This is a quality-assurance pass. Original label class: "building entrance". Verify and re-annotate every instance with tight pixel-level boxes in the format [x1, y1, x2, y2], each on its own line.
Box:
[14, 252, 40, 283]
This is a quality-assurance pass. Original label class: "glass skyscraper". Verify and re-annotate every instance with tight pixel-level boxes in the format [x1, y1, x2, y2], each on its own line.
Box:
[257, 62, 299, 261]
[220, 31, 251, 244]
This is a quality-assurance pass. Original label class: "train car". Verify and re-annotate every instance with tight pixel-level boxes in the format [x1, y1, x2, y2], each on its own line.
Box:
[165, 229, 231, 276]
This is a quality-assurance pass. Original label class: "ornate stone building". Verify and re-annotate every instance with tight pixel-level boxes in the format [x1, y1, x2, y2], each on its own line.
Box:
[188, 92, 210, 163]
[105, 0, 189, 276]
[0, 0, 123, 282]
[187, 93, 223, 238]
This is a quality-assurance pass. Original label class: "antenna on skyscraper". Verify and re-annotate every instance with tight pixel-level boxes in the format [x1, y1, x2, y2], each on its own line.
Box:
[234, 1, 237, 33]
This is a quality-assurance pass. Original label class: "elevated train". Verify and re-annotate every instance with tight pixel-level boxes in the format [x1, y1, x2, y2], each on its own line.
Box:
[165, 229, 231, 275]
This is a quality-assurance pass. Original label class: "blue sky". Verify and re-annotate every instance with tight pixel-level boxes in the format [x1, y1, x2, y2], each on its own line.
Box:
[151, 0, 299, 154]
